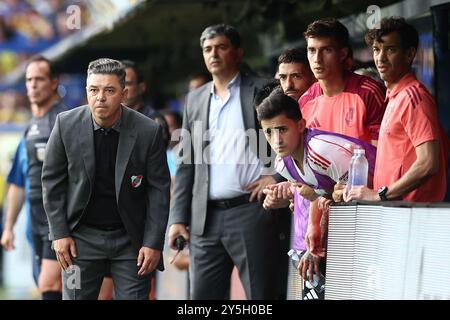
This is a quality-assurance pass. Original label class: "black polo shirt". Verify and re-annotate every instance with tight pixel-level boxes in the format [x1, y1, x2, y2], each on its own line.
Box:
[81, 115, 123, 229]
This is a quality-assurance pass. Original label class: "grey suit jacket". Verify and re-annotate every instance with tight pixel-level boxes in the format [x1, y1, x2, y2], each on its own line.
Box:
[42, 105, 170, 268]
[169, 71, 280, 236]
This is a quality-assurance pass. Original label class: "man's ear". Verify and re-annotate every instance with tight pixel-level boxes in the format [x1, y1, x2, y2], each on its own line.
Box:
[139, 82, 146, 95]
[51, 77, 59, 92]
[406, 47, 417, 65]
[340, 47, 349, 62]
[122, 87, 128, 102]
[236, 47, 244, 63]
[297, 118, 306, 132]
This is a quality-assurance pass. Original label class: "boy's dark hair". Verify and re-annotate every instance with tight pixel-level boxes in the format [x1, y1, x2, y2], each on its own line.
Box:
[304, 17, 350, 49]
[277, 47, 309, 68]
[254, 79, 281, 107]
[365, 16, 419, 51]
[256, 88, 302, 122]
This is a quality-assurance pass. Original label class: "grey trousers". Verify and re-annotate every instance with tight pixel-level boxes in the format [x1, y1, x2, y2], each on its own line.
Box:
[189, 201, 280, 300]
[62, 224, 151, 300]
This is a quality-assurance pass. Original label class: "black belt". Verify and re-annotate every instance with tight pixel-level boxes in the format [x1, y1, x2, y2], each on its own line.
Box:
[208, 194, 251, 209]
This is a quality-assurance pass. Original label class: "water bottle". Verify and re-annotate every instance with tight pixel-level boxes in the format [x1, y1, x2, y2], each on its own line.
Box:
[347, 148, 368, 188]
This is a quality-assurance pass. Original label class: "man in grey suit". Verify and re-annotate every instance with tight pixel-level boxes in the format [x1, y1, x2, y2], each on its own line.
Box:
[42, 58, 170, 300]
[168, 24, 286, 300]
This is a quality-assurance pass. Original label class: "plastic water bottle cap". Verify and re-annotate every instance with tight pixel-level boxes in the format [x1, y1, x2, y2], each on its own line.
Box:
[354, 148, 365, 155]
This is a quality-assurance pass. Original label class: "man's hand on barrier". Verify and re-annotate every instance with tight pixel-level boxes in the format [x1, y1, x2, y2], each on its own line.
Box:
[318, 196, 332, 211]
[305, 222, 326, 258]
[344, 185, 379, 202]
[332, 182, 346, 202]
[299, 251, 321, 282]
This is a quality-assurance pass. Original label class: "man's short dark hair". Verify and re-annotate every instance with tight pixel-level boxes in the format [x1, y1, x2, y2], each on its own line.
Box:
[277, 48, 309, 68]
[87, 58, 126, 88]
[121, 59, 144, 84]
[365, 16, 419, 51]
[304, 17, 350, 49]
[256, 88, 302, 122]
[26, 55, 58, 79]
[200, 24, 241, 48]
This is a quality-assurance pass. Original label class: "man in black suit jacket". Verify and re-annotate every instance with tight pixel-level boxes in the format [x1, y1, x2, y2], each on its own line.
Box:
[42, 58, 170, 300]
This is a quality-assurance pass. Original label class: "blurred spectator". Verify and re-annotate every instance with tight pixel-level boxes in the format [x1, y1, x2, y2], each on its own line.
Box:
[0, 89, 30, 124]
[161, 110, 187, 269]
[0, 15, 14, 42]
[0, 0, 29, 19]
[121, 59, 170, 146]
[161, 109, 182, 153]
[0, 1, 95, 138]
[188, 72, 211, 92]
[0, 1, 90, 78]
[0, 16, 29, 76]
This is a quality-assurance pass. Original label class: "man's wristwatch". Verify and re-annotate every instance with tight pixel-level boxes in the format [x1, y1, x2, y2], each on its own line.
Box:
[377, 186, 389, 201]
